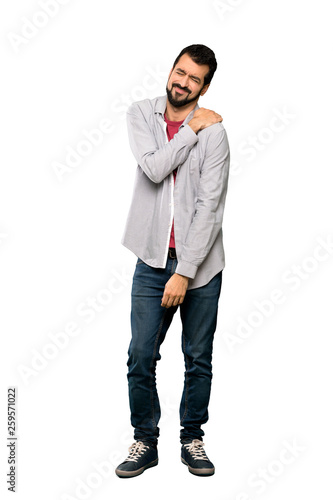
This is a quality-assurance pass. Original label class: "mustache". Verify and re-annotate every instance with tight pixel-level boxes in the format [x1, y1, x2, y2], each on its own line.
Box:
[172, 83, 190, 94]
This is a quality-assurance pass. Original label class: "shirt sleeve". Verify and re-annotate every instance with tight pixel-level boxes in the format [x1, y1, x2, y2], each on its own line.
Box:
[175, 125, 230, 279]
[126, 102, 199, 183]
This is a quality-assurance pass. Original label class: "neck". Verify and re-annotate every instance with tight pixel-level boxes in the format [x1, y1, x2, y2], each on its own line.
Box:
[165, 99, 199, 122]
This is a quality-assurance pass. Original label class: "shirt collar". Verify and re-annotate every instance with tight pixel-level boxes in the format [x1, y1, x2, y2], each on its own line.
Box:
[155, 94, 200, 126]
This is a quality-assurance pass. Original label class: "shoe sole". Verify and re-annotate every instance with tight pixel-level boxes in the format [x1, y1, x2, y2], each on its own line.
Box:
[115, 458, 158, 478]
[181, 457, 215, 476]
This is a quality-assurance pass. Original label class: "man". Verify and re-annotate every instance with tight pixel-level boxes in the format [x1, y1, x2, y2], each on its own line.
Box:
[116, 44, 230, 478]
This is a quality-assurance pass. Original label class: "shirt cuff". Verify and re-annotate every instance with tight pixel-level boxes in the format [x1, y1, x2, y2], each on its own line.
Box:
[175, 260, 198, 280]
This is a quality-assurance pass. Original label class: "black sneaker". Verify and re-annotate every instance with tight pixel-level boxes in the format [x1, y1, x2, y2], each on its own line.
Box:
[181, 439, 215, 476]
[115, 441, 158, 478]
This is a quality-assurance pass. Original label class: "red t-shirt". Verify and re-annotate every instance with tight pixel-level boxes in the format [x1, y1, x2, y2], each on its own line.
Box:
[164, 113, 184, 248]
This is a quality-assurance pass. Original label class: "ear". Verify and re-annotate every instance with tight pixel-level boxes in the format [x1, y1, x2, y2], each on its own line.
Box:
[200, 84, 210, 97]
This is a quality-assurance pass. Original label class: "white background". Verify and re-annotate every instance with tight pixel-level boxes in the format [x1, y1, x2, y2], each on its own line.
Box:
[1, 0, 332, 499]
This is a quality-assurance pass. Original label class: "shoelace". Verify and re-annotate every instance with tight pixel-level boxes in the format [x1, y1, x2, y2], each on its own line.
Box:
[184, 439, 209, 461]
[125, 441, 149, 463]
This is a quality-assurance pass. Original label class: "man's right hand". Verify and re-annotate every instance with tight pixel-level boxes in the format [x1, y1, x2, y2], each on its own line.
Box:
[188, 108, 223, 134]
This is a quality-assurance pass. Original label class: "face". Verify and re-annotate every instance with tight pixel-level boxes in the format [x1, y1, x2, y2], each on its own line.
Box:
[166, 53, 210, 108]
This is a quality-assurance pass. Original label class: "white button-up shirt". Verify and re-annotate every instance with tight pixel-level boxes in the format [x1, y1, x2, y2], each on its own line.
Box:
[121, 94, 230, 290]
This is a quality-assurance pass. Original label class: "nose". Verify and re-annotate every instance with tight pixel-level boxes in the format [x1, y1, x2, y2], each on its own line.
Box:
[176, 75, 189, 88]
[178, 74, 190, 89]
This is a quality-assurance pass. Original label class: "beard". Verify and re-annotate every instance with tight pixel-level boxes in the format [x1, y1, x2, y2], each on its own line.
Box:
[166, 82, 203, 108]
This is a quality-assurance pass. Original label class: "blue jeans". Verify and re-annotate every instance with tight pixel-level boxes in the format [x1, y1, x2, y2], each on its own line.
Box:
[127, 255, 222, 445]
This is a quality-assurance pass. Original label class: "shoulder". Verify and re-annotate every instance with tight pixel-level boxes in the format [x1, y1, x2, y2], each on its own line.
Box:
[127, 99, 151, 118]
[127, 96, 164, 116]
[199, 121, 229, 148]
[201, 121, 227, 138]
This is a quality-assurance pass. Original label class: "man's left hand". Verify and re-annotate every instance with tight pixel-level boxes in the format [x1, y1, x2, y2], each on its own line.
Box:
[161, 273, 189, 308]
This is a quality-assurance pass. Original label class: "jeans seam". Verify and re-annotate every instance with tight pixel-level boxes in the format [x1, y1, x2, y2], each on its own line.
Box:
[149, 308, 168, 433]
[180, 329, 190, 426]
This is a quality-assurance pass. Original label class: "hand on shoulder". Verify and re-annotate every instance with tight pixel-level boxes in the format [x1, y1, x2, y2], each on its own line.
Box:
[188, 108, 223, 134]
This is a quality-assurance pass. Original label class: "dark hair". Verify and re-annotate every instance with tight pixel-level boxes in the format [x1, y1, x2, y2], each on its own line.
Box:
[172, 44, 217, 86]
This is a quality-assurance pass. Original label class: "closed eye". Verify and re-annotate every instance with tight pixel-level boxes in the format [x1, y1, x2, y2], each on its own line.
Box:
[175, 69, 200, 84]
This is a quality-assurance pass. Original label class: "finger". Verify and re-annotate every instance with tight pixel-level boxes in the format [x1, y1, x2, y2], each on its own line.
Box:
[167, 296, 177, 308]
[161, 291, 169, 307]
[166, 294, 180, 308]
[173, 294, 184, 306]
[161, 293, 174, 308]
[178, 295, 185, 305]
